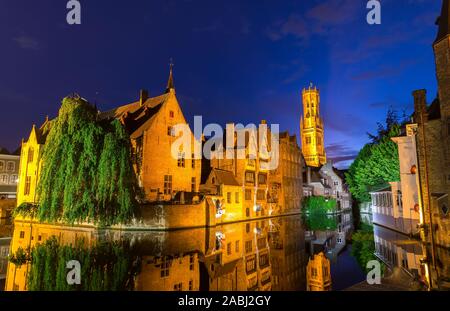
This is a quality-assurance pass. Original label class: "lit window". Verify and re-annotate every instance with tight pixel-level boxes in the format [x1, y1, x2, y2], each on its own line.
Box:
[258, 174, 267, 185]
[163, 175, 172, 195]
[167, 126, 175, 136]
[257, 190, 265, 200]
[0, 174, 8, 184]
[160, 258, 170, 278]
[235, 241, 240, 253]
[245, 189, 252, 200]
[245, 241, 252, 253]
[177, 153, 185, 168]
[6, 161, 14, 171]
[173, 283, 182, 291]
[27, 148, 34, 163]
[24, 176, 31, 195]
[191, 177, 196, 192]
[245, 172, 255, 184]
[306, 137, 311, 145]
[10, 175, 18, 184]
[0, 161, 4, 171]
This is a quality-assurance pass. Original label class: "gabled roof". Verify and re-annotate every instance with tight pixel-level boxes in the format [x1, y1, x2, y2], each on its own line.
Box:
[211, 168, 240, 186]
[99, 93, 170, 139]
[435, 0, 450, 44]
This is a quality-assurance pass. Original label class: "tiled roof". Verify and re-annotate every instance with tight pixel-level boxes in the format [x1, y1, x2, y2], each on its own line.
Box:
[99, 93, 169, 139]
[212, 168, 240, 186]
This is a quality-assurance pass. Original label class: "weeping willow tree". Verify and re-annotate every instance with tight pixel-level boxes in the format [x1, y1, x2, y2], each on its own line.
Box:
[34, 95, 139, 225]
[10, 237, 140, 291]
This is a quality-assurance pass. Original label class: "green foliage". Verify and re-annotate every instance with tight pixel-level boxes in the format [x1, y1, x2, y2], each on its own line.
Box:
[304, 212, 338, 231]
[28, 95, 139, 225]
[351, 228, 384, 274]
[9, 236, 139, 291]
[8, 247, 31, 267]
[346, 124, 401, 202]
[13, 203, 38, 218]
[303, 196, 337, 214]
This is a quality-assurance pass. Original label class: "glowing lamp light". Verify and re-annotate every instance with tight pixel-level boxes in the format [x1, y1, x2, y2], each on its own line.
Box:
[410, 165, 417, 175]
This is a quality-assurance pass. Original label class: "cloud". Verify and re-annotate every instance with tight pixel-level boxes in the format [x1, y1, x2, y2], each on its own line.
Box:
[325, 112, 367, 136]
[13, 35, 40, 50]
[326, 142, 359, 167]
[266, 0, 361, 42]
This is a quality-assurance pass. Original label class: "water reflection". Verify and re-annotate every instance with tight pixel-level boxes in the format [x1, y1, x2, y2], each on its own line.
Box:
[372, 224, 450, 290]
[4, 213, 360, 291]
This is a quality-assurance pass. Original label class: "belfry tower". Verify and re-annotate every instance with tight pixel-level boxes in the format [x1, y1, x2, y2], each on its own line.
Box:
[300, 84, 327, 167]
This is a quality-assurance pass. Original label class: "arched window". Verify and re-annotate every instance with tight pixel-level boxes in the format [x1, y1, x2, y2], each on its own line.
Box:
[27, 147, 34, 163]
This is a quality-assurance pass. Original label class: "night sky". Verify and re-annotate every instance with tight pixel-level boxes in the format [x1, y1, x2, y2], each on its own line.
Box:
[0, 0, 442, 168]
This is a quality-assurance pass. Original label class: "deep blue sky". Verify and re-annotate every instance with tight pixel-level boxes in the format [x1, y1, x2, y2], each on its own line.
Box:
[0, 0, 442, 168]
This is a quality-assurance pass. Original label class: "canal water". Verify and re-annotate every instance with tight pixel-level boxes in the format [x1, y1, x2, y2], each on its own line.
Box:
[2, 212, 372, 291]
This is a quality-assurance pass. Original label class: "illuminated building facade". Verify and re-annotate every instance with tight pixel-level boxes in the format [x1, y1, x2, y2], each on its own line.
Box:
[300, 85, 326, 167]
[0, 149, 20, 200]
[306, 252, 331, 291]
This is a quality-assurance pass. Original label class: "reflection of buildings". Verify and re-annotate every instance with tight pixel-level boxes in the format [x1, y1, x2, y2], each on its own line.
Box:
[306, 252, 331, 291]
[269, 217, 306, 290]
[5, 217, 310, 291]
[368, 1, 450, 290]
[5, 222, 97, 291]
[0, 237, 11, 290]
[0, 148, 20, 200]
[135, 253, 200, 291]
[373, 225, 425, 283]
[305, 211, 353, 259]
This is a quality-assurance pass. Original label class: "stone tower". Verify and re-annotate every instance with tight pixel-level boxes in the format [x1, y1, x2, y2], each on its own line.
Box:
[300, 84, 327, 167]
[434, 0, 450, 175]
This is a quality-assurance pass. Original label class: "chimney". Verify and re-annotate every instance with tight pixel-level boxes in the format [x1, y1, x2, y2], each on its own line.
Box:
[139, 89, 149, 106]
[412, 89, 427, 122]
[261, 120, 267, 125]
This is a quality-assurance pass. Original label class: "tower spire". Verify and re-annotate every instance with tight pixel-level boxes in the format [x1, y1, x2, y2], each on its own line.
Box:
[166, 58, 175, 93]
[435, 0, 450, 44]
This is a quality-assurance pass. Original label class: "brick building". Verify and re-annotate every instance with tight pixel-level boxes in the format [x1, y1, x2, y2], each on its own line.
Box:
[409, 0, 450, 290]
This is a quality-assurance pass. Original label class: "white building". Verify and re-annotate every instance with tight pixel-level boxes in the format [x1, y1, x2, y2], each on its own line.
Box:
[371, 125, 422, 235]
